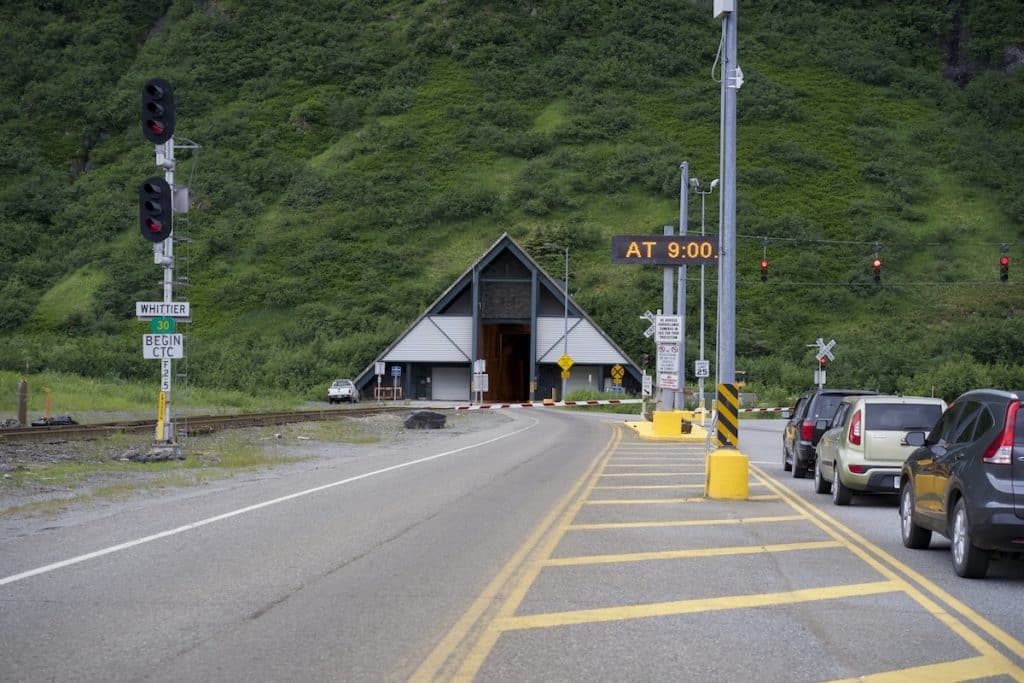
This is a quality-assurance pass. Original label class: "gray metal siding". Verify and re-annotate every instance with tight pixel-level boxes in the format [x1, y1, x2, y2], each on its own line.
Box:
[536, 317, 626, 364]
[383, 316, 472, 362]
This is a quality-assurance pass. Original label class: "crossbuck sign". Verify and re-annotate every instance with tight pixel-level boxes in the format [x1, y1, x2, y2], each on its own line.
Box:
[814, 337, 836, 362]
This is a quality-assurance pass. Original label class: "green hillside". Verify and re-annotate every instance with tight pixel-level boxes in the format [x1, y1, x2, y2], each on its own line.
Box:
[2, 0, 1023, 403]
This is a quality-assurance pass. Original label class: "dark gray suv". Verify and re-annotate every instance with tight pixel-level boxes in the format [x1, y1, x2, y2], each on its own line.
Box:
[900, 389, 1024, 578]
[782, 388, 879, 478]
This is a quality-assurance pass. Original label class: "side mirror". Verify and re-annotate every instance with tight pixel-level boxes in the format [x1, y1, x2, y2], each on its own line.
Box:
[902, 431, 926, 447]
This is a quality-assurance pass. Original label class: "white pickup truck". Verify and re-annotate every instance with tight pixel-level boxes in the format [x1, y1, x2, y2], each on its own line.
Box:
[327, 379, 360, 404]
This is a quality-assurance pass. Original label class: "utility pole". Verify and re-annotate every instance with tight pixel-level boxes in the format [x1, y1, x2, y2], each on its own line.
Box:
[676, 162, 689, 410]
[718, 2, 740, 389]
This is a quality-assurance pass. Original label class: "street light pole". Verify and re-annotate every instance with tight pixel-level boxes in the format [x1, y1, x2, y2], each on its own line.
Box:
[562, 245, 569, 401]
[690, 177, 718, 412]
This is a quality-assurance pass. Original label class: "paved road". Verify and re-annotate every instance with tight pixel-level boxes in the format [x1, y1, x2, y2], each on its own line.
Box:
[1, 410, 1022, 681]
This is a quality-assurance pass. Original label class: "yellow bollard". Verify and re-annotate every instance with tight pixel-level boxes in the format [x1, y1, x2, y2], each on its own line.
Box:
[652, 410, 691, 436]
[706, 448, 749, 499]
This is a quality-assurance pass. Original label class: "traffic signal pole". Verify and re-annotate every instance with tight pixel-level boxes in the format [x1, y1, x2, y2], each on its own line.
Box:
[156, 138, 175, 443]
[141, 78, 179, 445]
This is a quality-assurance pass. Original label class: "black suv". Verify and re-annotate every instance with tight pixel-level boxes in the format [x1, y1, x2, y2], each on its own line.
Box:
[900, 389, 1024, 578]
[783, 388, 879, 478]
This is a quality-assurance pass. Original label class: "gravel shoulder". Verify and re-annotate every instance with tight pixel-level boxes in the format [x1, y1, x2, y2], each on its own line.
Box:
[0, 409, 510, 518]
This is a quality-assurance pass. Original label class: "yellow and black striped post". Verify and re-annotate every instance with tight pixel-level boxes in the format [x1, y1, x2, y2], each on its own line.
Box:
[716, 383, 739, 448]
[707, 382, 748, 499]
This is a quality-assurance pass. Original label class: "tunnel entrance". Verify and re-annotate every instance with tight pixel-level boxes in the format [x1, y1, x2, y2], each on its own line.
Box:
[482, 324, 530, 402]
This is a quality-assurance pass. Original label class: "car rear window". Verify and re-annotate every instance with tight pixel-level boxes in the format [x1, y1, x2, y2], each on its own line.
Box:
[810, 396, 846, 421]
[864, 404, 943, 431]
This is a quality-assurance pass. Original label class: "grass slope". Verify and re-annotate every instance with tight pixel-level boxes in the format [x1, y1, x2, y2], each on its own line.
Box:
[0, 0, 1022, 405]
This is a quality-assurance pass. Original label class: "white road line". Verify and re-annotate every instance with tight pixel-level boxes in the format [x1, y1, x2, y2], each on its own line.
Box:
[0, 417, 538, 587]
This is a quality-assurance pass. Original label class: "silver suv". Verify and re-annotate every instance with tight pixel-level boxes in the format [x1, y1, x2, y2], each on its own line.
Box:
[328, 379, 360, 404]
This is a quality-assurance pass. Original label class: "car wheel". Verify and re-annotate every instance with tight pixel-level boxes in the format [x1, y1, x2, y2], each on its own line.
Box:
[951, 498, 990, 579]
[832, 466, 851, 505]
[783, 442, 792, 472]
[900, 481, 931, 549]
[814, 460, 832, 494]
[792, 453, 807, 478]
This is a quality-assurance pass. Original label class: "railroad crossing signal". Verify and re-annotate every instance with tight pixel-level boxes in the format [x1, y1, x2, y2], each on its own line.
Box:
[640, 310, 656, 339]
[814, 337, 836, 362]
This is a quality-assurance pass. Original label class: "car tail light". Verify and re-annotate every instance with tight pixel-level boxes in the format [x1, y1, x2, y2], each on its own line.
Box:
[801, 421, 813, 441]
[848, 411, 862, 446]
[982, 401, 1020, 465]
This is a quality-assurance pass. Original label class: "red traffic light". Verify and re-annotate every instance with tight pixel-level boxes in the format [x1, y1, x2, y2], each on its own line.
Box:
[140, 177, 173, 243]
[1000, 255, 1010, 281]
[871, 257, 882, 282]
[759, 259, 768, 282]
[141, 78, 175, 144]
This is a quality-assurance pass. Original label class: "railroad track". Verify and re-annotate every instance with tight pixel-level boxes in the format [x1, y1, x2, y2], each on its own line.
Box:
[0, 405, 415, 444]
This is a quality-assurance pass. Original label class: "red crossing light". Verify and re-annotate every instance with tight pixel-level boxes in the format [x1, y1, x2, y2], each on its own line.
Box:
[760, 259, 768, 282]
[1000, 255, 1010, 281]
[872, 258, 882, 283]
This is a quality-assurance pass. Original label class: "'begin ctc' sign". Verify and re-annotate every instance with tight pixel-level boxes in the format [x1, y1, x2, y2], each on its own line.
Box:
[611, 235, 720, 266]
[142, 334, 184, 359]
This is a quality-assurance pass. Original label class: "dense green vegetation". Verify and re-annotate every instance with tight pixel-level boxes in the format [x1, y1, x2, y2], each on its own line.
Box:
[1, 0, 1023, 406]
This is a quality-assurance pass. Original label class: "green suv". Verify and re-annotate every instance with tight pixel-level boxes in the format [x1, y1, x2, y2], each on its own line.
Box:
[814, 395, 946, 505]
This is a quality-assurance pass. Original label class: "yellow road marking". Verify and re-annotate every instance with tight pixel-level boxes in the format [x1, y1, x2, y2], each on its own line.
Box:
[752, 465, 1024, 680]
[592, 482, 768, 490]
[604, 463, 705, 468]
[599, 471, 706, 477]
[420, 433, 1024, 682]
[583, 497, 708, 505]
[407, 425, 621, 682]
[826, 655, 1011, 683]
[543, 540, 843, 567]
[496, 581, 899, 631]
[592, 483, 706, 490]
[567, 514, 805, 530]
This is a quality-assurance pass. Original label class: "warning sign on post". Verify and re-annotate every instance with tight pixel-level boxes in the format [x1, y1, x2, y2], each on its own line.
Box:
[655, 315, 682, 343]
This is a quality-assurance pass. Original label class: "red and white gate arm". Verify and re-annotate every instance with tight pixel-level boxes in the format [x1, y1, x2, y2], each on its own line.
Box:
[454, 399, 644, 411]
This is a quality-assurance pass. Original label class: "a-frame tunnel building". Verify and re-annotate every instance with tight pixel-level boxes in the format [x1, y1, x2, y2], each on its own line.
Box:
[354, 234, 641, 403]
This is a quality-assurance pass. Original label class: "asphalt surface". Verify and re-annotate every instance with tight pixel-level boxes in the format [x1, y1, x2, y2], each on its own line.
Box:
[1, 410, 1022, 682]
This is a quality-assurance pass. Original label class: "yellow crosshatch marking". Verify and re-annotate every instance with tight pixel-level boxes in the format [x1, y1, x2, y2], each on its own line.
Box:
[412, 426, 1024, 682]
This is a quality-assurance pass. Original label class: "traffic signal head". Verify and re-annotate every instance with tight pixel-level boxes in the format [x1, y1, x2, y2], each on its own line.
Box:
[1000, 255, 1010, 281]
[872, 257, 882, 283]
[140, 177, 172, 242]
[760, 259, 768, 282]
[141, 78, 175, 144]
